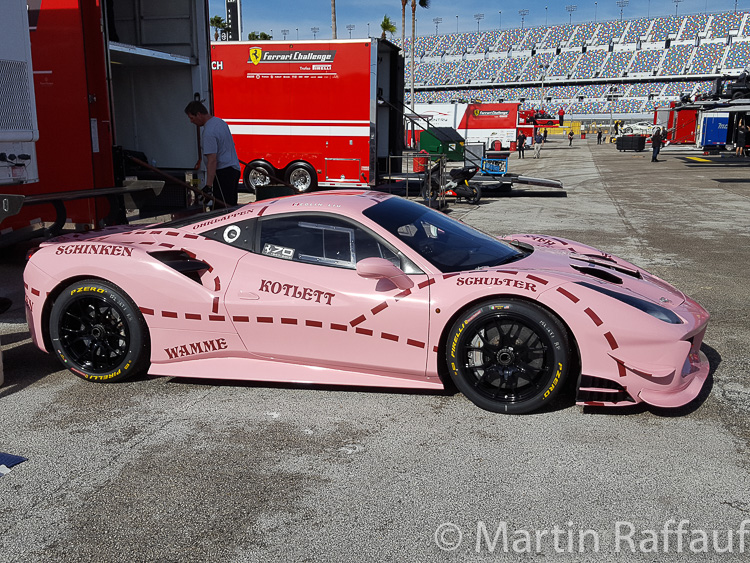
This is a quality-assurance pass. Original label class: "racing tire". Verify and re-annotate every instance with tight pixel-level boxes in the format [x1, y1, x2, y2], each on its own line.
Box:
[446, 299, 570, 414]
[243, 161, 275, 194]
[284, 162, 317, 193]
[49, 279, 150, 383]
[465, 185, 481, 204]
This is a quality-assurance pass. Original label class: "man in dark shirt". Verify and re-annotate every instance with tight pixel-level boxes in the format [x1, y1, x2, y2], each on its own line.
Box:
[651, 127, 663, 162]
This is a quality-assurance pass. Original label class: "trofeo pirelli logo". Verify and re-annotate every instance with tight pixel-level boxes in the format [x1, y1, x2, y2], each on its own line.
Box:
[247, 47, 336, 65]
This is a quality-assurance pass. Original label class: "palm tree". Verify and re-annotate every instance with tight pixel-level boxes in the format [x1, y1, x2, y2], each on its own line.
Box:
[331, 0, 337, 39]
[209, 15, 227, 41]
[381, 15, 396, 40]
[409, 0, 429, 110]
[401, 0, 408, 47]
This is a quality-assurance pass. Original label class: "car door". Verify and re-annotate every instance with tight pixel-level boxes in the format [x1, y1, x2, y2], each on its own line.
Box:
[223, 212, 431, 379]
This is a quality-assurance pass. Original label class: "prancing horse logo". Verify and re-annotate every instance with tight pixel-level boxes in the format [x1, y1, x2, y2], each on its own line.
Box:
[249, 47, 262, 65]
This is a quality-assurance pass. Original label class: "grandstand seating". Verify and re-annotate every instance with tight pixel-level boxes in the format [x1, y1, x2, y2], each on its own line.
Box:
[520, 27, 548, 50]
[622, 18, 652, 44]
[519, 52, 555, 81]
[595, 20, 627, 45]
[478, 30, 504, 52]
[402, 11, 750, 117]
[628, 82, 664, 97]
[690, 42, 726, 74]
[660, 43, 693, 75]
[569, 22, 599, 48]
[724, 40, 750, 69]
[542, 24, 577, 48]
[661, 81, 698, 97]
[548, 51, 581, 78]
[649, 16, 682, 41]
[600, 51, 634, 78]
[572, 49, 608, 79]
[496, 57, 525, 82]
[630, 48, 665, 75]
[679, 14, 710, 40]
[472, 58, 505, 83]
[709, 12, 744, 39]
[451, 32, 480, 55]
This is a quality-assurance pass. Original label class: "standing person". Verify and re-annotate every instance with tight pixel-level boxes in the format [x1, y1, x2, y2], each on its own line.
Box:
[184, 100, 241, 208]
[516, 131, 526, 159]
[558, 106, 565, 126]
[736, 120, 746, 157]
[533, 131, 544, 158]
[597, 129, 603, 144]
[543, 128, 548, 142]
[650, 127, 663, 162]
[568, 130, 574, 146]
[614, 120, 620, 135]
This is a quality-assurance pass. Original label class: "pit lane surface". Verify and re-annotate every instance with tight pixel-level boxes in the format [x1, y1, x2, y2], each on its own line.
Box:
[1, 139, 749, 562]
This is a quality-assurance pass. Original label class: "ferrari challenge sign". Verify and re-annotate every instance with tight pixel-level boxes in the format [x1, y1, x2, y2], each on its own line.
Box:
[247, 47, 336, 65]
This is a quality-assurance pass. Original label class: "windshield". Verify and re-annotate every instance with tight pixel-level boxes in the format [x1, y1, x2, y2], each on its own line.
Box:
[363, 198, 528, 273]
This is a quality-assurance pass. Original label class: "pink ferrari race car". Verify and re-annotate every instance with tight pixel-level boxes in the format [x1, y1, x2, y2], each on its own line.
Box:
[23, 191, 710, 414]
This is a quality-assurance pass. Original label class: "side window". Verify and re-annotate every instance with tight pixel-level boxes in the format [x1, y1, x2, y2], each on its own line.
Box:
[258, 214, 401, 269]
[201, 218, 256, 250]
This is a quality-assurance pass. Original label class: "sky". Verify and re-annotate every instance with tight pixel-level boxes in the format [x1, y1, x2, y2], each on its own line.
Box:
[208, 0, 745, 41]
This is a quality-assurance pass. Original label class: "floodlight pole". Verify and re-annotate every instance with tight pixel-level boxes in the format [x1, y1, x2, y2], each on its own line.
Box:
[617, 0, 629, 22]
[566, 5, 577, 24]
[474, 13, 484, 32]
[519, 9, 529, 30]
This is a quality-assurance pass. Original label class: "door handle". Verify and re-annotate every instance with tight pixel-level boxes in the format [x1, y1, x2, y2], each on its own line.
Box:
[238, 290, 259, 300]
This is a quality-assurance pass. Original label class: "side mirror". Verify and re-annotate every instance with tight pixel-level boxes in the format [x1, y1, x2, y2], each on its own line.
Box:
[356, 257, 414, 290]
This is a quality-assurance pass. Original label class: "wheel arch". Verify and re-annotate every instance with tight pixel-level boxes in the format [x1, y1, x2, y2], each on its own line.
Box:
[40, 275, 152, 356]
[435, 293, 581, 390]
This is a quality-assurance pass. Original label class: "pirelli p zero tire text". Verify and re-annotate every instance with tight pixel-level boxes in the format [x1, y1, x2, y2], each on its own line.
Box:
[446, 299, 570, 414]
[49, 279, 150, 383]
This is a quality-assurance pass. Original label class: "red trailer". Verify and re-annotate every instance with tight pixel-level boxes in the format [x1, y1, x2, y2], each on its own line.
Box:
[413, 102, 537, 151]
[211, 39, 404, 192]
[655, 102, 698, 145]
[0, 0, 212, 246]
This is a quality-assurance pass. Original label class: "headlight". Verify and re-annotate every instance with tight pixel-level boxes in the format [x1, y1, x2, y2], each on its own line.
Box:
[575, 282, 683, 324]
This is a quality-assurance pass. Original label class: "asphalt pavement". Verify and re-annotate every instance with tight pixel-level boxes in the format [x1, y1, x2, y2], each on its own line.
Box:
[1, 137, 749, 562]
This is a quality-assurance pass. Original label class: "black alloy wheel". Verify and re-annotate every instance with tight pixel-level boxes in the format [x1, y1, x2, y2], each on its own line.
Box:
[446, 299, 570, 414]
[49, 279, 149, 382]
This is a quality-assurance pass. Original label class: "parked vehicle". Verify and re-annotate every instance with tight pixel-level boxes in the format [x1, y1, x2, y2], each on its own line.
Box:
[24, 192, 710, 414]
[211, 39, 404, 192]
[621, 121, 656, 135]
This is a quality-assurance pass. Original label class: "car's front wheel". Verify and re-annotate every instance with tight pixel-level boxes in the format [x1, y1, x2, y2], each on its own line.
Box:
[49, 279, 149, 382]
[446, 299, 570, 414]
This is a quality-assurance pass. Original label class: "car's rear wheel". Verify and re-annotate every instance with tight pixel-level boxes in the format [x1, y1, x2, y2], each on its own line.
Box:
[49, 279, 149, 383]
[446, 299, 570, 414]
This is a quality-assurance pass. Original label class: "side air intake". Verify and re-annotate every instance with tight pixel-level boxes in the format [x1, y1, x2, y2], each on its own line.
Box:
[149, 250, 210, 284]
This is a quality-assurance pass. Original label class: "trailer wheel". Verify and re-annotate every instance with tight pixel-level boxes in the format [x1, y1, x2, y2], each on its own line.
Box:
[285, 162, 317, 193]
[243, 161, 275, 194]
